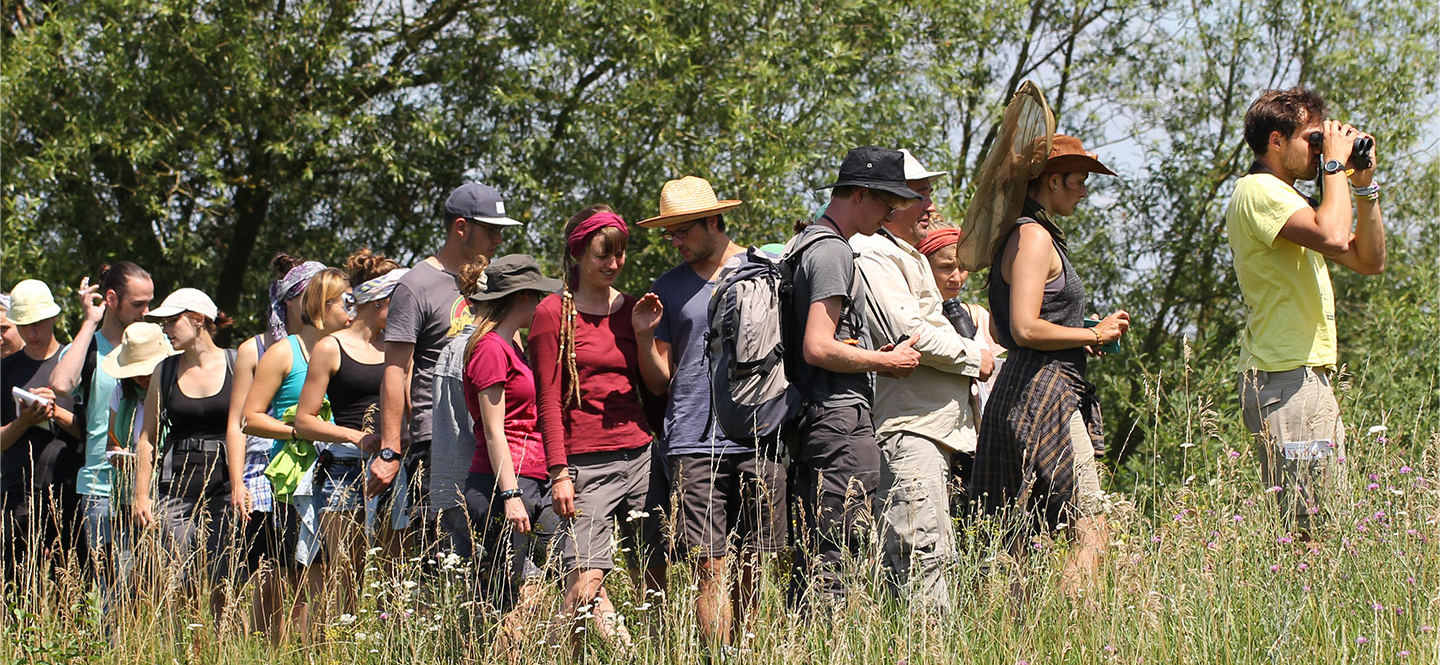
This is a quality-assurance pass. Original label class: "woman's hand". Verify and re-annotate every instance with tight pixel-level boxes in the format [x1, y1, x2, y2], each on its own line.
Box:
[504, 495, 532, 534]
[14, 394, 54, 429]
[1090, 310, 1130, 344]
[133, 496, 155, 528]
[550, 472, 576, 520]
[631, 293, 664, 336]
[231, 486, 252, 518]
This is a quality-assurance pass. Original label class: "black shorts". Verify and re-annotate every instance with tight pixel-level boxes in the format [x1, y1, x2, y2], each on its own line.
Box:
[672, 451, 787, 559]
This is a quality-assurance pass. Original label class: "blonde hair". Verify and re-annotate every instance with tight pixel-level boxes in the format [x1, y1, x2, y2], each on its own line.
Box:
[301, 268, 349, 332]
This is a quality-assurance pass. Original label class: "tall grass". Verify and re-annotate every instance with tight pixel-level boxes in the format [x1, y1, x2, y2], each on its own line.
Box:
[4, 367, 1438, 664]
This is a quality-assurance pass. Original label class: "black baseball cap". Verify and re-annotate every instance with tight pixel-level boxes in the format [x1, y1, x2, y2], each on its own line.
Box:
[444, 183, 522, 226]
[816, 146, 923, 200]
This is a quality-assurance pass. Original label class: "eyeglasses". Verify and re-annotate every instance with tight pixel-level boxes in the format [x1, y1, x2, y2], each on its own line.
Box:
[660, 220, 703, 241]
[465, 219, 505, 237]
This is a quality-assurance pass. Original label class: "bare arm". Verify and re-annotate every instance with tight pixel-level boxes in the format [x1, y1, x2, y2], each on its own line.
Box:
[240, 341, 295, 440]
[1277, 123, 1384, 274]
[49, 280, 106, 395]
[632, 293, 672, 395]
[224, 356, 250, 517]
[368, 341, 413, 495]
[131, 367, 163, 526]
[1002, 224, 1128, 350]
[479, 383, 532, 533]
[802, 296, 919, 377]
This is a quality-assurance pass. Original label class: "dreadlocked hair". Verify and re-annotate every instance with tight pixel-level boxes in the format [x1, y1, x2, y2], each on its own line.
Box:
[457, 254, 491, 299]
[557, 203, 626, 407]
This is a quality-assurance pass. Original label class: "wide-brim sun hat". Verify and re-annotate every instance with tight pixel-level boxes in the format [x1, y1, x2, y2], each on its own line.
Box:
[956, 80, 1056, 272]
[101, 322, 180, 379]
[148, 287, 219, 320]
[638, 176, 744, 228]
[7, 279, 62, 325]
[1040, 134, 1117, 176]
[469, 254, 563, 302]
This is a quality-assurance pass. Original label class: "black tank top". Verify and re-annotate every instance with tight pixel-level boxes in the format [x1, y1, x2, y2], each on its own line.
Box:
[329, 342, 384, 431]
[989, 217, 1088, 375]
[166, 355, 234, 441]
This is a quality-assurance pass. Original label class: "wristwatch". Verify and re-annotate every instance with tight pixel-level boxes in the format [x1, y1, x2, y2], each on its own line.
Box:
[1322, 159, 1345, 176]
[378, 447, 402, 462]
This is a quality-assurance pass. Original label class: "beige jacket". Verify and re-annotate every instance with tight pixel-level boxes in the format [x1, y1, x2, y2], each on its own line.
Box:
[851, 229, 985, 452]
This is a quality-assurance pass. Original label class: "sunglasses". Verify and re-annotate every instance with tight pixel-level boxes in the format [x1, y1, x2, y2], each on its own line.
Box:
[465, 219, 505, 237]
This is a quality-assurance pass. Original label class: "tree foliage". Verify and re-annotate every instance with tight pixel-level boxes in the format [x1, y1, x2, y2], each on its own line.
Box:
[4, 0, 1436, 485]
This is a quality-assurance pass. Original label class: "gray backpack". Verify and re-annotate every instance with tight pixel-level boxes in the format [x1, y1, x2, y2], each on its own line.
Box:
[705, 247, 800, 441]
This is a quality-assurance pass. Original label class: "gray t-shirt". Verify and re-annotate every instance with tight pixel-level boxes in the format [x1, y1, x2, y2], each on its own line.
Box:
[385, 260, 474, 443]
[787, 224, 873, 408]
[652, 262, 750, 457]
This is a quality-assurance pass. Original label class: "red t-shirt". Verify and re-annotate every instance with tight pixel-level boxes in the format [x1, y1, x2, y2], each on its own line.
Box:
[529, 293, 652, 470]
[463, 331, 547, 480]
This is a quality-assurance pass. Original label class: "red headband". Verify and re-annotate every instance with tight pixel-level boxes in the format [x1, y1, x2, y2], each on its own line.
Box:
[566, 211, 629, 258]
[915, 228, 963, 256]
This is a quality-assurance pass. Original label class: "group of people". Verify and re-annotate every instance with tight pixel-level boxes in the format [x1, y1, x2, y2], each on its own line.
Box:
[0, 85, 1384, 649]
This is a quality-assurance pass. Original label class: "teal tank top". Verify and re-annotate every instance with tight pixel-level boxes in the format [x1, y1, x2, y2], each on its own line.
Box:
[269, 334, 309, 456]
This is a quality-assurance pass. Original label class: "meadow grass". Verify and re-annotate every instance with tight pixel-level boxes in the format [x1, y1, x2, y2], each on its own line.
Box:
[4, 379, 1437, 664]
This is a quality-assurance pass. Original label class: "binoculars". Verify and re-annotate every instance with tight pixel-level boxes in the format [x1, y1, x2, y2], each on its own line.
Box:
[1307, 131, 1374, 170]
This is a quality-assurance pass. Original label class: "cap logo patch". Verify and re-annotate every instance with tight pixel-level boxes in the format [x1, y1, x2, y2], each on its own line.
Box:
[495, 201, 506, 215]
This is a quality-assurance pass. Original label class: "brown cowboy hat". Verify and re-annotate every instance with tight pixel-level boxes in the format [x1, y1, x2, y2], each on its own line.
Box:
[638, 176, 744, 228]
[1039, 134, 1116, 176]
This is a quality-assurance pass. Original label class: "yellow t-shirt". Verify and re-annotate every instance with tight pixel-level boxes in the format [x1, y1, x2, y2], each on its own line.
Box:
[1225, 173, 1337, 372]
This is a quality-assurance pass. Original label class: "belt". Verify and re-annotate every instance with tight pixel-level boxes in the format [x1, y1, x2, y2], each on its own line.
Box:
[169, 437, 226, 454]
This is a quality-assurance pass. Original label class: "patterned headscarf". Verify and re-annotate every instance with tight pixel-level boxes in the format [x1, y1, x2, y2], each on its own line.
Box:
[268, 261, 326, 342]
[348, 268, 409, 314]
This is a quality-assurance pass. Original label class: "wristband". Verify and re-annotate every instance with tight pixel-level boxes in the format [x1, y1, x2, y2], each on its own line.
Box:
[1350, 182, 1380, 201]
[1091, 327, 1103, 344]
[498, 488, 524, 501]
[551, 475, 573, 486]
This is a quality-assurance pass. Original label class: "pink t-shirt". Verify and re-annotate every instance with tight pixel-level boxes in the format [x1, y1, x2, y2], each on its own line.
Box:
[463, 331, 546, 480]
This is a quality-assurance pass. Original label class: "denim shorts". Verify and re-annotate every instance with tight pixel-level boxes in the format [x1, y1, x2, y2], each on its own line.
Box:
[319, 458, 366, 513]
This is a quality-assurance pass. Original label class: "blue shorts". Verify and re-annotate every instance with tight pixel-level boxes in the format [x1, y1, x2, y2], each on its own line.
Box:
[318, 458, 366, 513]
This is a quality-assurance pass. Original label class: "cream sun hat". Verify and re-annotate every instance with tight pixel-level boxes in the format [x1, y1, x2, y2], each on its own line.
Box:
[638, 176, 744, 228]
[8, 279, 62, 325]
[101, 322, 180, 379]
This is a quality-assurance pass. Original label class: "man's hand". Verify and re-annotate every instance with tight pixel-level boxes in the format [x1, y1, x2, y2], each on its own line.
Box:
[1348, 131, 1378, 188]
[366, 457, 400, 497]
[978, 348, 995, 382]
[14, 393, 54, 429]
[631, 293, 663, 336]
[876, 336, 921, 379]
[77, 277, 106, 327]
[1321, 119, 1357, 167]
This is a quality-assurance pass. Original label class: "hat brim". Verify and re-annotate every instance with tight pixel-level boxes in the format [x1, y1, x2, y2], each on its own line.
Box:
[468, 277, 563, 303]
[7, 303, 61, 326]
[1041, 154, 1116, 176]
[470, 216, 523, 227]
[637, 200, 743, 229]
[101, 347, 180, 379]
[815, 180, 924, 200]
[145, 304, 190, 319]
[907, 169, 950, 182]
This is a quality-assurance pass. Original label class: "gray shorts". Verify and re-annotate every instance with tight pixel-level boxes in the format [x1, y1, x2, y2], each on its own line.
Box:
[1239, 367, 1348, 530]
[557, 445, 659, 571]
[672, 452, 787, 559]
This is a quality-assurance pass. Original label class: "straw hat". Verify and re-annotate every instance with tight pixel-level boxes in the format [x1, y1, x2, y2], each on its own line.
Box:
[8, 279, 62, 325]
[638, 176, 743, 228]
[101, 322, 180, 379]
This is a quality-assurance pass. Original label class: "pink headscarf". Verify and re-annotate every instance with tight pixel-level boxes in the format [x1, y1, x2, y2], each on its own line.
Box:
[915, 228, 963, 256]
[566, 211, 629, 258]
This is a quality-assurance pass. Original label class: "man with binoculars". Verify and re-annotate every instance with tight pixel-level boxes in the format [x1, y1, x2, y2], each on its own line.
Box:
[1225, 86, 1385, 536]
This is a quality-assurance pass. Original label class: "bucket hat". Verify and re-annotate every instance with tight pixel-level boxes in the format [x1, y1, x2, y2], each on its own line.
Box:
[899, 149, 949, 183]
[816, 146, 923, 200]
[101, 322, 180, 379]
[8, 279, 62, 325]
[469, 254, 562, 302]
[638, 176, 744, 228]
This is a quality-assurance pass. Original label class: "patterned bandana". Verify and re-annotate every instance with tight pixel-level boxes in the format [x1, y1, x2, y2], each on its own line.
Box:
[268, 261, 326, 342]
[349, 268, 409, 312]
